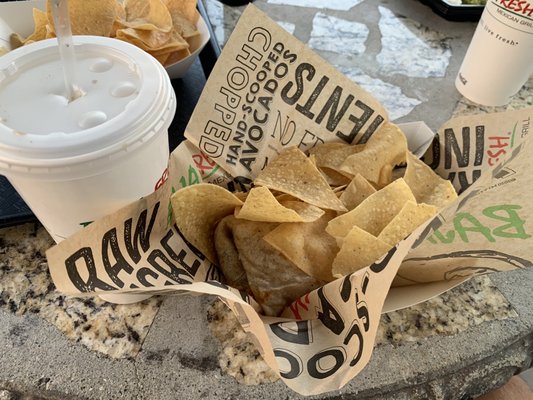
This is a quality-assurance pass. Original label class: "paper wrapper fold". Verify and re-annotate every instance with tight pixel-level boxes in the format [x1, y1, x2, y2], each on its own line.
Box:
[46, 5, 533, 396]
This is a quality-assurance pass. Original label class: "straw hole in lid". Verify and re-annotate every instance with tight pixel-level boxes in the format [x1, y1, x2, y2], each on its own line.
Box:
[79, 111, 107, 129]
[89, 58, 113, 73]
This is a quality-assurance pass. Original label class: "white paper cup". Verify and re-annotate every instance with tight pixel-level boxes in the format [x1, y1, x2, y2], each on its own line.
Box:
[455, 1, 533, 106]
[0, 36, 176, 303]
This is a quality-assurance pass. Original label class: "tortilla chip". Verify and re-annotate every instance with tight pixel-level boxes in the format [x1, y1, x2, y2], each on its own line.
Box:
[116, 27, 188, 53]
[232, 219, 323, 316]
[340, 122, 408, 183]
[164, 47, 191, 65]
[47, 0, 118, 37]
[319, 167, 352, 187]
[115, 1, 126, 20]
[163, 0, 199, 24]
[170, 183, 243, 264]
[326, 178, 416, 238]
[309, 142, 364, 173]
[116, 27, 169, 50]
[45, 24, 56, 39]
[183, 29, 201, 52]
[263, 211, 338, 282]
[233, 191, 249, 201]
[392, 166, 406, 181]
[376, 163, 394, 188]
[0, 47, 7, 57]
[153, 52, 171, 65]
[121, 0, 174, 32]
[339, 174, 377, 211]
[333, 184, 348, 194]
[254, 147, 347, 212]
[235, 186, 305, 223]
[274, 193, 298, 202]
[378, 201, 437, 246]
[168, 12, 197, 37]
[110, 2, 127, 37]
[22, 8, 48, 43]
[214, 216, 250, 292]
[280, 200, 325, 222]
[331, 225, 392, 277]
[404, 151, 458, 209]
[9, 33, 24, 50]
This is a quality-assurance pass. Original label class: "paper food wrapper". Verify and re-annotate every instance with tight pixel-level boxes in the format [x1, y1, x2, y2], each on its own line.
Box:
[46, 5, 533, 396]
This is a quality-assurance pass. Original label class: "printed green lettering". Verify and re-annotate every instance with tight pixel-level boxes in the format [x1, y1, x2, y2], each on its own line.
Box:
[482, 204, 531, 239]
[453, 212, 495, 243]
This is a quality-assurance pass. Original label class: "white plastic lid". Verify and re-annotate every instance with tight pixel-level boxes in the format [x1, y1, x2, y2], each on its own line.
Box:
[0, 36, 175, 176]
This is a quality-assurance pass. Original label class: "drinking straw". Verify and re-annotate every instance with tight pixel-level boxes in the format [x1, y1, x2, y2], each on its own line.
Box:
[50, 0, 84, 102]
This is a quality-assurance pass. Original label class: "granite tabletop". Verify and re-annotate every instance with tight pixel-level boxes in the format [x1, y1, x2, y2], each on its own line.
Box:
[1, 0, 533, 399]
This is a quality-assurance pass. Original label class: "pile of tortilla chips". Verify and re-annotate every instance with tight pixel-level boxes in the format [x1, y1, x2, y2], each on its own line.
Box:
[171, 123, 458, 316]
[5, 0, 200, 67]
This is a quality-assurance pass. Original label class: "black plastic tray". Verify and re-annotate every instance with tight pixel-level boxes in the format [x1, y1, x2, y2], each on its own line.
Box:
[0, 2, 220, 229]
[421, 0, 485, 21]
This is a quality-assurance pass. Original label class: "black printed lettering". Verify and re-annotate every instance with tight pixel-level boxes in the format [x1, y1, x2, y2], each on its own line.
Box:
[412, 215, 443, 249]
[296, 76, 330, 119]
[283, 49, 297, 63]
[65, 247, 115, 292]
[136, 267, 159, 287]
[343, 321, 364, 367]
[270, 321, 311, 345]
[317, 288, 344, 335]
[338, 100, 374, 143]
[273, 42, 284, 54]
[220, 86, 241, 109]
[227, 66, 249, 91]
[160, 229, 201, 277]
[315, 85, 353, 130]
[426, 134, 441, 170]
[447, 170, 482, 193]
[445, 127, 470, 168]
[225, 176, 253, 192]
[340, 275, 352, 302]
[236, 44, 262, 72]
[354, 290, 369, 331]
[147, 249, 193, 284]
[124, 203, 159, 263]
[474, 126, 485, 166]
[307, 348, 345, 379]
[214, 103, 236, 125]
[369, 246, 397, 273]
[356, 115, 385, 145]
[272, 111, 296, 145]
[280, 63, 315, 106]
[248, 26, 271, 52]
[200, 121, 229, 158]
[263, 79, 278, 95]
[274, 349, 302, 379]
[102, 227, 133, 288]
[274, 62, 289, 79]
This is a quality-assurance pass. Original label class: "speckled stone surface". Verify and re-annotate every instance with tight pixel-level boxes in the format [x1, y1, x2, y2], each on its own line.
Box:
[0, 224, 162, 359]
[453, 75, 533, 117]
[0, 0, 532, 399]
